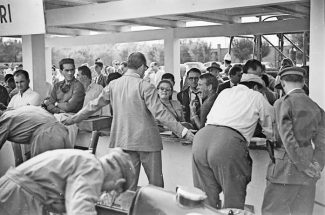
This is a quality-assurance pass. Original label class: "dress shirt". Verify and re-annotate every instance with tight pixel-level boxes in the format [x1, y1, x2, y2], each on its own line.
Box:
[206, 84, 274, 142]
[7, 88, 41, 109]
[84, 82, 103, 116]
[71, 71, 186, 151]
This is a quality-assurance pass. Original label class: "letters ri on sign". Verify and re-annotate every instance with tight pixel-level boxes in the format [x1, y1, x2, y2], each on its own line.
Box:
[0, 4, 12, 24]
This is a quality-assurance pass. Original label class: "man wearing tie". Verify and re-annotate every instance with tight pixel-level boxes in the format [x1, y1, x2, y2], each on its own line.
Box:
[177, 68, 201, 129]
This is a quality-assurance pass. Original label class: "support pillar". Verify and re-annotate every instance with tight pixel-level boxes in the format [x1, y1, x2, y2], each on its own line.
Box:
[164, 29, 181, 92]
[45, 47, 53, 84]
[309, 0, 325, 109]
[22, 34, 47, 99]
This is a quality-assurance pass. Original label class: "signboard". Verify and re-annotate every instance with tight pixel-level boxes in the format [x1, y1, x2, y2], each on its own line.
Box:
[0, 0, 45, 36]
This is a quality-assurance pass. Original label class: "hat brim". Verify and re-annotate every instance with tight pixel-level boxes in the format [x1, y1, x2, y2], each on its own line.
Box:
[207, 66, 222, 72]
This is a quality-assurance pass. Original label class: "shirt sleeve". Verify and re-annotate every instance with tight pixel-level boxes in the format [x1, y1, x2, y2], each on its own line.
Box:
[0, 114, 10, 150]
[65, 166, 103, 215]
[57, 82, 85, 112]
[258, 94, 275, 141]
[71, 87, 110, 123]
[276, 99, 312, 171]
[140, 80, 184, 138]
[29, 92, 41, 106]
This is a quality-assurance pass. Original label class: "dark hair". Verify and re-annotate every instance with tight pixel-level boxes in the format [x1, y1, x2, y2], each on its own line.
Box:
[95, 61, 103, 68]
[162, 73, 175, 84]
[243, 59, 262, 74]
[13, 70, 29, 80]
[280, 74, 304, 83]
[4, 74, 14, 82]
[187, 68, 201, 77]
[127, 52, 147, 70]
[225, 60, 231, 64]
[261, 74, 270, 87]
[229, 64, 243, 76]
[78, 65, 92, 80]
[240, 81, 263, 90]
[200, 73, 218, 91]
[281, 58, 294, 68]
[59, 58, 75, 70]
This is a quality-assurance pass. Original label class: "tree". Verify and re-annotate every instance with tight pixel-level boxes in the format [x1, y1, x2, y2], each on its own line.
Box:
[261, 41, 270, 58]
[232, 39, 253, 62]
[0, 38, 22, 62]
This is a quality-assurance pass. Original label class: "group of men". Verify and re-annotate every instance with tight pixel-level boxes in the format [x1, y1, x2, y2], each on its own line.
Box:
[0, 51, 324, 215]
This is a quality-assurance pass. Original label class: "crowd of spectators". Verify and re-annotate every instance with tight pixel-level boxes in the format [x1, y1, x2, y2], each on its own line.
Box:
[0, 52, 323, 215]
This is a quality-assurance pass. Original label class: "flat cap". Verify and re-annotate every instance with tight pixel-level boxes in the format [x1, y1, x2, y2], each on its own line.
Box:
[278, 66, 305, 78]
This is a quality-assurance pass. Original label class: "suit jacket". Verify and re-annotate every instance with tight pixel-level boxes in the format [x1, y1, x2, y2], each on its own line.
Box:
[177, 87, 191, 123]
[217, 81, 231, 94]
[266, 89, 325, 185]
[73, 72, 184, 152]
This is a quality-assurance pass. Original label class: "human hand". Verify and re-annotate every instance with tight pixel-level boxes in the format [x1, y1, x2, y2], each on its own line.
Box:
[304, 163, 321, 179]
[189, 100, 198, 114]
[184, 130, 195, 142]
[61, 117, 75, 126]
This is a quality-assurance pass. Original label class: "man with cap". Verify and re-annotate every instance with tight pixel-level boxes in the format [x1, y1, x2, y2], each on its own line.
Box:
[262, 67, 325, 215]
[63, 52, 194, 190]
[192, 73, 274, 210]
[43, 58, 85, 114]
[207, 62, 224, 84]
[0, 148, 135, 215]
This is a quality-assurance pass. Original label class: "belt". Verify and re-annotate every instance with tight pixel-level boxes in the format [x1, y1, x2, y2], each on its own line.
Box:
[212, 125, 246, 141]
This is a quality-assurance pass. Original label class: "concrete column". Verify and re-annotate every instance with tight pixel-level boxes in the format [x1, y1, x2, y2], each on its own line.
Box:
[22, 34, 47, 99]
[45, 47, 52, 84]
[164, 29, 181, 92]
[309, 0, 325, 109]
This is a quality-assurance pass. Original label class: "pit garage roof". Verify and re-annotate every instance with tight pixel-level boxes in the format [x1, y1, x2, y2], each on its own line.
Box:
[43, 0, 310, 37]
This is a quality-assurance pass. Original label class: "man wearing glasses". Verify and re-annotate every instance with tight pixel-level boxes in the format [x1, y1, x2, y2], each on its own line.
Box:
[63, 52, 194, 190]
[177, 68, 202, 129]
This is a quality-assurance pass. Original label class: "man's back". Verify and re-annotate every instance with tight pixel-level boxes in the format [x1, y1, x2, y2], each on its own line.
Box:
[7, 149, 104, 214]
[108, 73, 182, 151]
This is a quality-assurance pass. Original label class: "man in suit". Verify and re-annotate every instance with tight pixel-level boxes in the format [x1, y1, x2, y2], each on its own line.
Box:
[63, 52, 194, 190]
[177, 68, 201, 129]
[218, 64, 243, 94]
[262, 67, 325, 215]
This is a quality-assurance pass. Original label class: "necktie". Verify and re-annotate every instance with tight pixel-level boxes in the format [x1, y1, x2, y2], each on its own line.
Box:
[193, 91, 201, 115]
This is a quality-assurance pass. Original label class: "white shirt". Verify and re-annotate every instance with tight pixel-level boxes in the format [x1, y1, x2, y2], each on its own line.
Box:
[83, 82, 104, 116]
[7, 88, 41, 109]
[206, 84, 274, 142]
[144, 69, 165, 87]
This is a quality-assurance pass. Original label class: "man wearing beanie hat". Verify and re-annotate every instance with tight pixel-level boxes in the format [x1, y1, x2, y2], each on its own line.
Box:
[192, 73, 274, 209]
[262, 67, 325, 215]
[0, 148, 135, 215]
